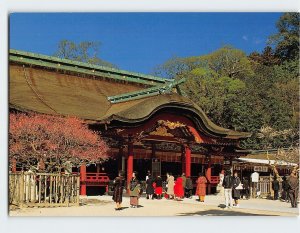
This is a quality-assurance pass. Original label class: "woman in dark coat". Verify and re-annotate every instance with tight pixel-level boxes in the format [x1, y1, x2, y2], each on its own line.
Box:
[112, 171, 125, 210]
[232, 171, 241, 207]
[146, 174, 154, 199]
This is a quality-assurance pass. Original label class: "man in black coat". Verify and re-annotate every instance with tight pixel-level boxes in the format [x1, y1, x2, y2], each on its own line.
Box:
[287, 171, 299, 208]
[222, 170, 233, 208]
[241, 177, 250, 199]
[281, 176, 289, 202]
[272, 176, 280, 200]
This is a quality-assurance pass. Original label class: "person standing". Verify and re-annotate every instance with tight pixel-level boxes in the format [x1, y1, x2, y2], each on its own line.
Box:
[145, 173, 154, 200]
[166, 173, 174, 199]
[112, 171, 125, 210]
[281, 176, 289, 202]
[251, 171, 259, 198]
[241, 177, 250, 199]
[287, 171, 299, 208]
[181, 173, 186, 197]
[154, 175, 163, 199]
[232, 171, 241, 207]
[129, 171, 141, 208]
[217, 173, 225, 196]
[185, 176, 193, 198]
[174, 176, 184, 200]
[272, 176, 280, 200]
[196, 172, 207, 202]
[222, 170, 233, 209]
[146, 170, 151, 181]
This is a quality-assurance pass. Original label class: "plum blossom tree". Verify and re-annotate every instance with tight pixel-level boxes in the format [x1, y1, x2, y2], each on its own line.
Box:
[9, 113, 108, 172]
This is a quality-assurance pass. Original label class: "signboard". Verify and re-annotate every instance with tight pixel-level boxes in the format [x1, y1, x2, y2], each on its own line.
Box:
[254, 166, 268, 172]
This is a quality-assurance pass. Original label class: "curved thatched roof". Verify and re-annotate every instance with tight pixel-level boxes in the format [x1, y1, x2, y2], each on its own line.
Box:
[9, 49, 251, 140]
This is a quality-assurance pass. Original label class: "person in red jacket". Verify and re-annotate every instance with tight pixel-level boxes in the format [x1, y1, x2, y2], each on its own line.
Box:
[196, 172, 207, 202]
[174, 176, 184, 200]
[154, 175, 163, 199]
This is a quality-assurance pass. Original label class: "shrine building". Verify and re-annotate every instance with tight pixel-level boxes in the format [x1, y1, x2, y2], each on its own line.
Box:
[9, 49, 251, 195]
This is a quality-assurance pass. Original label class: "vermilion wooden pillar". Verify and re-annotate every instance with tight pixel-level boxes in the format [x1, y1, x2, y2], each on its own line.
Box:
[206, 159, 212, 194]
[185, 146, 191, 177]
[80, 164, 87, 196]
[127, 143, 134, 193]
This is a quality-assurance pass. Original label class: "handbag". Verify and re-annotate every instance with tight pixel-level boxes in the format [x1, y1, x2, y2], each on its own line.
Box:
[235, 183, 243, 190]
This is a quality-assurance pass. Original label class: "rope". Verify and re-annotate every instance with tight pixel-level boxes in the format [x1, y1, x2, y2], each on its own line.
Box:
[22, 65, 58, 114]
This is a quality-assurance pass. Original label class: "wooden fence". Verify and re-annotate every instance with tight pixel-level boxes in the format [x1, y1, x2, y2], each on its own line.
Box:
[257, 180, 272, 197]
[255, 176, 282, 198]
[9, 172, 80, 207]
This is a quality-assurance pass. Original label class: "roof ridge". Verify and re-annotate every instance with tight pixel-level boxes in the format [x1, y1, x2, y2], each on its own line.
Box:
[107, 78, 186, 103]
[9, 49, 171, 86]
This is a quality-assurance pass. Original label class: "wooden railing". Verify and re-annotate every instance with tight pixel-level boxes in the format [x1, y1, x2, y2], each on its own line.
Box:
[257, 180, 272, 197]
[84, 172, 110, 186]
[9, 172, 80, 207]
[254, 176, 283, 198]
[210, 176, 220, 184]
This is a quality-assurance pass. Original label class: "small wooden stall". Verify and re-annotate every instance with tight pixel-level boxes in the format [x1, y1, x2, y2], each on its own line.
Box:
[233, 153, 296, 198]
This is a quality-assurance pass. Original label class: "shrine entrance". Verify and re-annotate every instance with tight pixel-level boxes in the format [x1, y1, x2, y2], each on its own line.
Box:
[133, 159, 151, 180]
[93, 108, 249, 194]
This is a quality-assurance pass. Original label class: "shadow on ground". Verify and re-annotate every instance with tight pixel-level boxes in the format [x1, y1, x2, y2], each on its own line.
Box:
[80, 199, 112, 206]
[177, 202, 281, 216]
[116, 207, 129, 211]
[177, 209, 279, 216]
[177, 204, 280, 216]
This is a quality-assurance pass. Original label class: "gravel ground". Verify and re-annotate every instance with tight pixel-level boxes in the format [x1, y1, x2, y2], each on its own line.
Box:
[9, 195, 299, 217]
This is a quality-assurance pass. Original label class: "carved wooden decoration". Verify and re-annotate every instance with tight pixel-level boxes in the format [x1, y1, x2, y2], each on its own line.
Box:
[157, 120, 185, 129]
[149, 126, 173, 137]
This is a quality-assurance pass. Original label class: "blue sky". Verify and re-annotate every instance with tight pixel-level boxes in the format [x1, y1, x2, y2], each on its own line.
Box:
[10, 13, 282, 75]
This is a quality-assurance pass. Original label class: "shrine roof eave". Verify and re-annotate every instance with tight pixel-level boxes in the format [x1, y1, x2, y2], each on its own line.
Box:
[10, 49, 170, 86]
[235, 158, 297, 167]
[95, 94, 251, 140]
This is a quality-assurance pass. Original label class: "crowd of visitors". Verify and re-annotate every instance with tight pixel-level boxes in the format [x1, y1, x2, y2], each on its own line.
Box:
[112, 169, 299, 211]
[269, 171, 299, 208]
